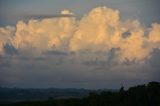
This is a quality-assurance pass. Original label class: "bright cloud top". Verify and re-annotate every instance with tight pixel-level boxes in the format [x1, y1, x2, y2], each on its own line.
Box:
[0, 6, 160, 63]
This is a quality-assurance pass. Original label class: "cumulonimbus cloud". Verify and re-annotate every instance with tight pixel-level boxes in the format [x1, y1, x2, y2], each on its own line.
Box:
[0, 6, 160, 63]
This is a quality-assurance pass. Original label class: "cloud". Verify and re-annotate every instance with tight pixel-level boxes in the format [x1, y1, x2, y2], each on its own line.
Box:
[12, 10, 76, 54]
[148, 23, 160, 48]
[4, 44, 18, 55]
[117, 20, 150, 63]
[147, 48, 160, 68]
[0, 6, 160, 64]
[0, 4, 160, 89]
[0, 26, 15, 55]
[70, 7, 120, 52]
[24, 10, 75, 19]
[69, 7, 160, 63]
[44, 51, 68, 56]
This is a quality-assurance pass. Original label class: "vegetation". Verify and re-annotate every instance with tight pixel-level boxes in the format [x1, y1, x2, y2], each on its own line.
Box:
[1, 82, 160, 106]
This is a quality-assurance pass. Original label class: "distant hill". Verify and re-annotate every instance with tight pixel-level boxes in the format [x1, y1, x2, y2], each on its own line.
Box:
[0, 88, 88, 103]
[0, 87, 114, 104]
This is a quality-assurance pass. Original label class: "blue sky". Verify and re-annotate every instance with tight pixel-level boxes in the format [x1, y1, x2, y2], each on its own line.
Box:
[0, 0, 160, 89]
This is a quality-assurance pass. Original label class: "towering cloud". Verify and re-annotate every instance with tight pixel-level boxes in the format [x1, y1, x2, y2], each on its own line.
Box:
[0, 6, 160, 63]
[117, 20, 150, 63]
[70, 7, 120, 52]
[0, 26, 15, 55]
[12, 10, 76, 54]
[148, 23, 160, 48]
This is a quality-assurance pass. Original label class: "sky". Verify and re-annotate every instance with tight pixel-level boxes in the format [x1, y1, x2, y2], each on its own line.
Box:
[0, 0, 160, 89]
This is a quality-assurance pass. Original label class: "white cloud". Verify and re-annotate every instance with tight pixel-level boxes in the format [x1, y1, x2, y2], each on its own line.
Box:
[0, 6, 160, 63]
